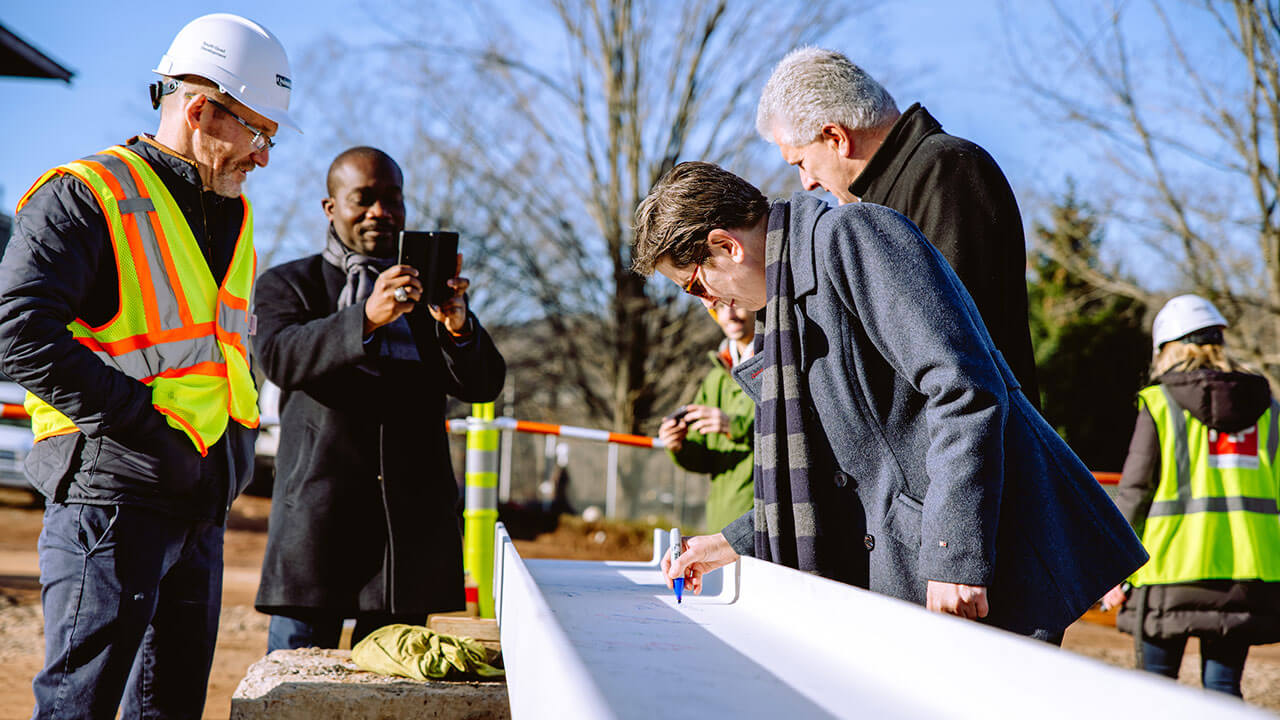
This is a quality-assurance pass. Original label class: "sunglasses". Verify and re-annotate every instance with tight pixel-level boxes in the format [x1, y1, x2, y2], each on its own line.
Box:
[206, 98, 276, 152]
[681, 264, 714, 302]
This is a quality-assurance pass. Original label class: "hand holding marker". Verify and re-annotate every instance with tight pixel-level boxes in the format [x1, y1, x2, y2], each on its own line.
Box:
[670, 528, 684, 603]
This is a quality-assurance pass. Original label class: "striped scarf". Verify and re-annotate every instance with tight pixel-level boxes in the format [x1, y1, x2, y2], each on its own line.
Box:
[752, 201, 826, 573]
[321, 225, 420, 369]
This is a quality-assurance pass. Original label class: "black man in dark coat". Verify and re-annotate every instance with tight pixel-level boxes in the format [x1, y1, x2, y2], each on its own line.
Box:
[254, 147, 505, 650]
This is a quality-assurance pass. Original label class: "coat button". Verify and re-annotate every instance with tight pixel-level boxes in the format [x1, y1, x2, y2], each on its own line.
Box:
[834, 471, 848, 488]
[864, 534, 875, 551]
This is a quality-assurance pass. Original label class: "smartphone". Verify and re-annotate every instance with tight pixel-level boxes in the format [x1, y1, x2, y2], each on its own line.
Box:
[398, 231, 459, 306]
[664, 405, 690, 424]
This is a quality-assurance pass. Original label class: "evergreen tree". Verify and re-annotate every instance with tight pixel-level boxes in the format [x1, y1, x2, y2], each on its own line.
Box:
[1028, 184, 1150, 471]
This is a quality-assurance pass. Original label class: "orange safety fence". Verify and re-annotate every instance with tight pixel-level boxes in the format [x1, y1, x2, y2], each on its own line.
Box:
[1, 404, 29, 420]
[0, 397, 1134, 483]
[445, 417, 663, 449]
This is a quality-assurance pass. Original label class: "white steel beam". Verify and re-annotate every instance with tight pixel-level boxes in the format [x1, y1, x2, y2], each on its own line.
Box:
[494, 524, 1269, 720]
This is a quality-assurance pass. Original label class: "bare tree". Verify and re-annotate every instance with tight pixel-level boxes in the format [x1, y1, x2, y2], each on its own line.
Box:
[334, 0, 849, 446]
[1005, 0, 1280, 386]
[250, 2, 856, 514]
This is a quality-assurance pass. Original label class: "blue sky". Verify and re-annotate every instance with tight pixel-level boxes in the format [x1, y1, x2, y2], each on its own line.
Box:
[0, 2, 380, 214]
[0, 2, 1055, 202]
[0, 1, 1152, 266]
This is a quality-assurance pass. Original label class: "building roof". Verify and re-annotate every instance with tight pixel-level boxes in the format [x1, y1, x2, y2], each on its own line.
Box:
[0, 23, 73, 82]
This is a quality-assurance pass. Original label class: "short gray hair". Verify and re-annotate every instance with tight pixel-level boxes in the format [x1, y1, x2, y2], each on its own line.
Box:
[756, 47, 898, 146]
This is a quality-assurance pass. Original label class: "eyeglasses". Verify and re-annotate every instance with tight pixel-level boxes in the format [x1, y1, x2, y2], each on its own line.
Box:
[681, 264, 713, 302]
[206, 98, 276, 152]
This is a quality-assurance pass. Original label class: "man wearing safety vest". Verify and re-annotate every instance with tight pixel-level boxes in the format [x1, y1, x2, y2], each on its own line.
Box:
[1104, 295, 1280, 697]
[0, 14, 298, 718]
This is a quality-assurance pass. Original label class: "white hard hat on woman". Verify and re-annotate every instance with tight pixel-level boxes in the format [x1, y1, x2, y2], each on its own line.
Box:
[1150, 294, 1227, 350]
[150, 13, 301, 133]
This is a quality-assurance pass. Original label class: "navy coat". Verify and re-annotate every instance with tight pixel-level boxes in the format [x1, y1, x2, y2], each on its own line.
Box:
[726, 195, 1146, 635]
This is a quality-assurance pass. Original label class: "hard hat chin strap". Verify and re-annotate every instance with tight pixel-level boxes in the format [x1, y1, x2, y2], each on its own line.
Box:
[149, 77, 183, 110]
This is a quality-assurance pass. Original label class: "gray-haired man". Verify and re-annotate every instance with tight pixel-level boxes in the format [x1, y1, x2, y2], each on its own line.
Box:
[757, 47, 1039, 406]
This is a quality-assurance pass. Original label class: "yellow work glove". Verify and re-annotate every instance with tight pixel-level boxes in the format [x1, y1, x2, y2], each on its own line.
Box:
[351, 623, 504, 681]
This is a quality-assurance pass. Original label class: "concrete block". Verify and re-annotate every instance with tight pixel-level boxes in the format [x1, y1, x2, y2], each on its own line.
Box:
[231, 648, 509, 720]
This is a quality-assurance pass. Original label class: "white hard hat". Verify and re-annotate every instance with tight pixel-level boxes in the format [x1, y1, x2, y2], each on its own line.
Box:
[1152, 294, 1227, 350]
[153, 13, 301, 133]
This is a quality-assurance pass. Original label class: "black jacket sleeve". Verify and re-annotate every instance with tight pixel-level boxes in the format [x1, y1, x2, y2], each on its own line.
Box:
[904, 146, 1012, 317]
[0, 176, 169, 442]
[254, 262, 504, 404]
[430, 314, 506, 402]
[1115, 404, 1160, 535]
[253, 264, 374, 392]
[901, 141, 1040, 406]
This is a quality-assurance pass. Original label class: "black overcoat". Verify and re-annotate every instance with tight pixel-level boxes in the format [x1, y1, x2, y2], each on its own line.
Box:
[849, 103, 1040, 407]
[253, 254, 505, 616]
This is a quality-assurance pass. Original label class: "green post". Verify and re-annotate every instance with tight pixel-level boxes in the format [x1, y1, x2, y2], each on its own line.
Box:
[463, 402, 499, 618]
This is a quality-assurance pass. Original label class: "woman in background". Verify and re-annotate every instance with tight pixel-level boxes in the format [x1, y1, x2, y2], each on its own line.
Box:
[1104, 295, 1280, 696]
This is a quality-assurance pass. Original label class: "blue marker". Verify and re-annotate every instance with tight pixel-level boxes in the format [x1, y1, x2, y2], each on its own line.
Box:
[669, 528, 684, 603]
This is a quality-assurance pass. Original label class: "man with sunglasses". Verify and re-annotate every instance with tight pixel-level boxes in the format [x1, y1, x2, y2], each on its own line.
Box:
[634, 162, 1146, 642]
[0, 14, 297, 718]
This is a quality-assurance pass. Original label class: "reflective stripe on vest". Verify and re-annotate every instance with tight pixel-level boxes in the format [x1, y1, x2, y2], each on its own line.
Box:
[1129, 384, 1280, 586]
[1146, 385, 1280, 518]
[16, 145, 259, 455]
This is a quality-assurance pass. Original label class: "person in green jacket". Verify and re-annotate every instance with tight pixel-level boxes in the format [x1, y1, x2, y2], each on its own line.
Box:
[660, 302, 756, 532]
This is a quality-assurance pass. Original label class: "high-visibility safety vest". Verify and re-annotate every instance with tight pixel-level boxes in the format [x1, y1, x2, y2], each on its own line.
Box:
[16, 145, 259, 456]
[1130, 383, 1280, 586]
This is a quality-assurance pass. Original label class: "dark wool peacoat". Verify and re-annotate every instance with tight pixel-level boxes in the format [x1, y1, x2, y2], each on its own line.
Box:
[725, 194, 1146, 636]
[849, 103, 1040, 408]
[253, 253, 505, 617]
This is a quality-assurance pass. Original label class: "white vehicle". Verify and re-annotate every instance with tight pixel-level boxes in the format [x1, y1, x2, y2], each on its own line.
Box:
[247, 379, 281, 496]
[0, 377, 34, 491]
[0, 377, 281, 495]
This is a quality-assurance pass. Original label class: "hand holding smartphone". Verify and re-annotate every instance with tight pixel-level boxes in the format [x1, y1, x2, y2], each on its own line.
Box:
[664, 405, 690, 424]
[398, 231, 459, 306]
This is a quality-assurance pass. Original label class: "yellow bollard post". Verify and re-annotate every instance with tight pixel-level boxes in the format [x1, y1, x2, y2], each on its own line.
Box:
[463, 402, 499, 618]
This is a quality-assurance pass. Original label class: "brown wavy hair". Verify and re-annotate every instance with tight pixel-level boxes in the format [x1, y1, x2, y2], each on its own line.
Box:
[631, 161, 768, 277]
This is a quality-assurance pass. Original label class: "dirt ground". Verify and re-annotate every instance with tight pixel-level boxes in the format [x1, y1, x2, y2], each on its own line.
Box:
[1, 488, 1278, 718]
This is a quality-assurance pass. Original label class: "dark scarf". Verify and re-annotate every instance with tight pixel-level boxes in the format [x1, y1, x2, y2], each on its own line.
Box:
[321, 225, 420, 367]
[752, 201, 826, 574]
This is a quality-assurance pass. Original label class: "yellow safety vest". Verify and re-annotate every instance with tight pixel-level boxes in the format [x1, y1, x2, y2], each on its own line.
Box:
[16, 145, 259, 456]
[1130, 383, 1280, 586]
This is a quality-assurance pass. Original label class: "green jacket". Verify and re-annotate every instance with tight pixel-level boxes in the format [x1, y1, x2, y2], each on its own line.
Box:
[670, 346, 755, 532]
